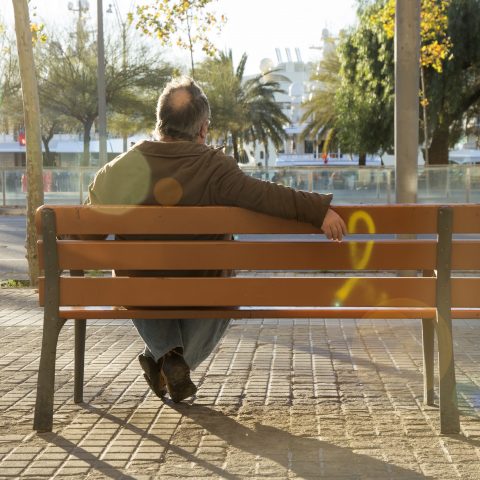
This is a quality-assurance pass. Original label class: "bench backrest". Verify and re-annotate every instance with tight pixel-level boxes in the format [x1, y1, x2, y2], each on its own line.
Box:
[36, 204, 480, 314]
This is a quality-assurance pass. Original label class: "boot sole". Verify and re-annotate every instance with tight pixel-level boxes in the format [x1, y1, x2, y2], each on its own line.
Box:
[161, 370, 197, 403]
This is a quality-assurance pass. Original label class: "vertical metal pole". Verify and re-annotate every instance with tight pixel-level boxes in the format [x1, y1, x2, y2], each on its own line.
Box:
[421, 317, 435, 405]
[74, 319, 86, 403]
[79, 168, 84, 205]
[97, 0, 108, 166]
[436, 206, 459, 434]
[1, 170, 5, 207]
[465, 166, 471, 203]
[446, 166, 450, 199]
[395, 0, 421, 204]
[387, 169, 392, 204]
[421, 269, 435, 406]
[307, 170, 313, 192]
[426, 166, 431, 201]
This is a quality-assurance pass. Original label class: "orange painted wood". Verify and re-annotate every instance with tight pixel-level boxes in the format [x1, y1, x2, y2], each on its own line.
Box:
[451, 241, 480, 270]
[56, 306, 439, 320]
[37, 239, 480, 271]
[451, 204, 480, 233]
[36, 205, 321, 235]
[35, 204, 480, 235]
[451, 278, 480, 308]
[451, 309, 480, 319]
[33, 204, 442, 235]
[38, 240, 440, 271]
[53, 306, 480, 320]
[35, 204, 480, 322]
[38, 276, 437, 308]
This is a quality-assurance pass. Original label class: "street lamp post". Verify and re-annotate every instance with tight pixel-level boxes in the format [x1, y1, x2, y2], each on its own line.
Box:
[67, 0, 107, 166]
[107, 1, 129, 152]
[97, 0, 108, 166]
[68, 0, 90, 52]
[107, 1, 128, 69]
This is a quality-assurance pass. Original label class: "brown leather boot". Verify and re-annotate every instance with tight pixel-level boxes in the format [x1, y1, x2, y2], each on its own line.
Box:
[161, 350, 197, 403]
[138, 354, 167, 398]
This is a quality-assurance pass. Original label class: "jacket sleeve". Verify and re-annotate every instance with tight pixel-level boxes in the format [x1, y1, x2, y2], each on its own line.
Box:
[211, 155, 333, 230]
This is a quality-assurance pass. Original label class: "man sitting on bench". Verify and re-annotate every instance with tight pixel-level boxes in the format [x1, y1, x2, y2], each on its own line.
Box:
[85, 76, 347, 403]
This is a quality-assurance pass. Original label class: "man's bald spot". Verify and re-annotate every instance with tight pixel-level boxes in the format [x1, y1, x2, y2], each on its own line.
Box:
[169, 88, 192, 111]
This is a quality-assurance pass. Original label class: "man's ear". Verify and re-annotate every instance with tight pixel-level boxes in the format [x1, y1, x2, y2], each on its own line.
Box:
[198, 120, 209, 141]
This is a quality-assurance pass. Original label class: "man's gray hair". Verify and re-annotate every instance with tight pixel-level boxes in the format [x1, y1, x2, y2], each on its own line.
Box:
[154, 76, 210, 141]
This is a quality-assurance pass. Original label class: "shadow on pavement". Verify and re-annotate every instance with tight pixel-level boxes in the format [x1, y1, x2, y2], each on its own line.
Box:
[37, 432, 137, 480]
[72, 401, 428, 479]
[80, 404, 242, 479]
[172, 403, 428, 479]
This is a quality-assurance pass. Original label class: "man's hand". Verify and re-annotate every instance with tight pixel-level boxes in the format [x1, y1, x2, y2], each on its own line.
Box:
[321, 208, 347, 241]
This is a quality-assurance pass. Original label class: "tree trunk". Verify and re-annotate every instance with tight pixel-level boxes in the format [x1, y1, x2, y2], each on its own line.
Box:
[428, 125, 449, 165]
[42, 139, 52, 166]
[232, 133, 239, 162]
[358, 152, 367, 166]
[12, 0, 44, 287]
[41, 135, 54, 166]
[82, 121, 92, 167]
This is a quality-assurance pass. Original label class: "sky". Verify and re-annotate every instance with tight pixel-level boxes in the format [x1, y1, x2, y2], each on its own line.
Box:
[3, 0, 358, 74]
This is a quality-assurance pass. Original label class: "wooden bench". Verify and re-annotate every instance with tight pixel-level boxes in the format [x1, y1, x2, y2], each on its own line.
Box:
[33, 204, 480, 433]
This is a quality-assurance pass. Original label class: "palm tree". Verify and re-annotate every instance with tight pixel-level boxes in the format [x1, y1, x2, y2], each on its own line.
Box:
[196, 50, 289, 163]
[300, 38, 340, 154]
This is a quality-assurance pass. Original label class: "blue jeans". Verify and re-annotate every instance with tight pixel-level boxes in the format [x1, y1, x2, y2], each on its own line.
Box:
[132, 318, 231, 370]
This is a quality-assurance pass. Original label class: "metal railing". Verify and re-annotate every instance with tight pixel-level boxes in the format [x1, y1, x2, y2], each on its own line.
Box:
[1, 165, 480, 207]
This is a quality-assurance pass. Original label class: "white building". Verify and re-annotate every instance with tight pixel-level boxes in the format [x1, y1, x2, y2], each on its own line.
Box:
[245, 29, 345, 168]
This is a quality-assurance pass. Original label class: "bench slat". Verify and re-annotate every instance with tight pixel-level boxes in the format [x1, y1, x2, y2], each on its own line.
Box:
[35, 204, 480, 235]
[451, 241, 480, 270]
[38, 239, 480, 271]
[34, 204, 433, 235]
[451, 204, 480, 233]
[38, 276, 437, 307]
[56, 306, 440, 319]
[450, 277, 480, 308]
[38, 240, 442, 271]
[54, 306, 480, 320]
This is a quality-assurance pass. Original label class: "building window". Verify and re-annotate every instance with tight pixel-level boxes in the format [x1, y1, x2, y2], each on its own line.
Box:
[304, 140, 314, 154]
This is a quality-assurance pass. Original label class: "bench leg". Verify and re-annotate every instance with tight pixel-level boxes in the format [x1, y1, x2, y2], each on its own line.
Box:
[33, 317, 66, 432]
[74, 319, 86, 404]
[422, 318, 435, 406]
[436, 311, 460, 434]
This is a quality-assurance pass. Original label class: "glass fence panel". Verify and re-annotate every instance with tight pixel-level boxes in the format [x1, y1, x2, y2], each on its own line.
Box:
[2, 170, 24, 206]
[2, 165, 479, 207]
[0, 168, 98, 206]
[81, 170, 97, 204]
[417, 166, 480, 203]
[243, 167, 394, 204]
[470, 167, 480, 203]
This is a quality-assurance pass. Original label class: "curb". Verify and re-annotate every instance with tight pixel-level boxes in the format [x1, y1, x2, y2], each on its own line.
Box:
[0, 207, 26, 215]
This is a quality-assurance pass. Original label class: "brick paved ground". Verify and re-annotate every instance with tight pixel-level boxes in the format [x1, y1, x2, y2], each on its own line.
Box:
[0, 288, 479, 479]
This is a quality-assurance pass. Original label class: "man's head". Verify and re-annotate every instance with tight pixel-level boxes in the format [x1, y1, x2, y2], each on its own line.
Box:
[155, 77, 210, 143]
